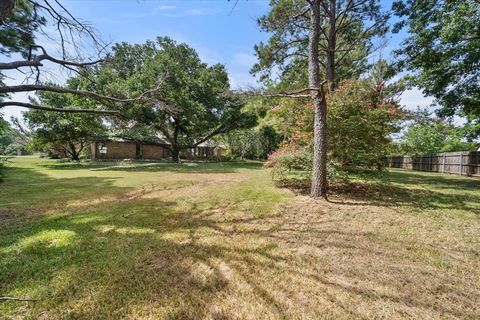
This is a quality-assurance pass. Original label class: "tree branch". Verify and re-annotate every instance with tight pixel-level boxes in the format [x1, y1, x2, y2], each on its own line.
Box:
[0, 296, 37, 302]
[190, 125, 227, 148]
[335, 21, 384, 66]
[0, 102, 122, 116]
[240, 86, 322, 99]
[0, 84, 159, 104]
[0, 46, 102, 70]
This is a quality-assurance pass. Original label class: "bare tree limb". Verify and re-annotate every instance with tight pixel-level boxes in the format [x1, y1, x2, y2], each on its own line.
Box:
[0, 296, 38, 302]
[335, 20, 383, 66]
[292, 7, 311, 20]
[242, 81, 328, 100]
[28, 0, 106, 56]
[190, 125, 228, 148]
[0, 102, 122, 116]
[227, 0, 240, 16]
[0, 84, 159, 104]
[239, 88, 313, 99]
[0, 49, 102, 70]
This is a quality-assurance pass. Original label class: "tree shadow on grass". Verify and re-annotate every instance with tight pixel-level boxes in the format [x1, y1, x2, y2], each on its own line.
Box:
[1, 163, 478, 318]
[274, 169, 480, 214]
[0, 166, 134, 223]
[334, 170, 480, 214]
[40, 161, 263, 174]
[0, 197, 290, 319]
[1, 194, 478, 318]
[377, 169, 480, 192]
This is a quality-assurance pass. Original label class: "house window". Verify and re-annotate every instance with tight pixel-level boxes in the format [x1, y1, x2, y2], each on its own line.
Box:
[99, 142, 107, 154]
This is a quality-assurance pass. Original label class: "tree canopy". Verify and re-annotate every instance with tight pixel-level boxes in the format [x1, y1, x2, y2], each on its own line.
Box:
[24, 84, 107, 160]
[393, 0, 480, 137]
[270, 76, 403, 169]
[95, 37, 256, 160]
[253, 0, 389, 91]
[399, 115, 478, 156]
[0, 0, 45, 58]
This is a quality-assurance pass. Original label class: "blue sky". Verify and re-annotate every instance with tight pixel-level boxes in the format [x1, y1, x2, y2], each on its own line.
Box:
[69, 0, 272, 88]
[2, 0, 434, 121]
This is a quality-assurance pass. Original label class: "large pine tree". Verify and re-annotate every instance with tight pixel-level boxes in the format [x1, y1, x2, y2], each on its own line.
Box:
[253, 0, 388, 198]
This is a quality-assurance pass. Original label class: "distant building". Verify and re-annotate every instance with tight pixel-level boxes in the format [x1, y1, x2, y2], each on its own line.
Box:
[88, 137, 225, 161]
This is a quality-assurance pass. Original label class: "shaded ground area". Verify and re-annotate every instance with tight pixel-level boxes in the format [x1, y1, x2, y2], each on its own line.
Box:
[1, 158, 479, 319]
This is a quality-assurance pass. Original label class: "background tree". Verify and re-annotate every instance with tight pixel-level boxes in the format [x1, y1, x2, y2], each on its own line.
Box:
[95, 37, 256, 161]
[218, 100, 282, 160]
[393, 0, 480, 138]
[220, 125, 282, 160]
[0, 119, 31, 156]
[0, 0, 45, 57]
[253, 0, 389, 198]
[400, 118, 478, 156]
[24, 88, 107, 160]
[0, 116, 14, 154]
[328, 80, 403, 168]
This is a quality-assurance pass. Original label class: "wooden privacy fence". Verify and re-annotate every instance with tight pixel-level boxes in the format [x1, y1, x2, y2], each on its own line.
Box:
[385, 151, 480, 177]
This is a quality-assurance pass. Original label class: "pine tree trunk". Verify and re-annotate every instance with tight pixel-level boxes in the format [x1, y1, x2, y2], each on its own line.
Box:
[0, 0, 15, 24]
[309, 0, 328, 198]
[326, 0, 336, 93]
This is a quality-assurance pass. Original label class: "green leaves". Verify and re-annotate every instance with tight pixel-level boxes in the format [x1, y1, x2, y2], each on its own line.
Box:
[23, 84, 107, 158]
[270, 78, 404, 169]
[253, 0, 389, 87]
[393, 0, 480, 132]
[0, 0, 46, 57]
[327, 80, 403, 168]
[96, 37, 256, 149]
[400, 118, 478, 155]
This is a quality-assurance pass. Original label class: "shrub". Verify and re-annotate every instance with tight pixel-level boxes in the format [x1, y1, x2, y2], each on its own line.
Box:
[264, 148, 349, 190]
[220, 125, 282, 160]
[0, 157, 10, 181]
[270, 79, 404, 170]
[264, 148, 312, 172]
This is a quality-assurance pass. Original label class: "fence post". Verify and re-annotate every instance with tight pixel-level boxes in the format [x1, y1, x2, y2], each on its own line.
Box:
[442, 152, 446, 173]
[429, 154, 432, 172]
[460, 152, 463, 176]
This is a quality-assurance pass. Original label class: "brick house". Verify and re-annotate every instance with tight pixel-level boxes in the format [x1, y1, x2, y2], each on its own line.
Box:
[88, 138, 224, 161]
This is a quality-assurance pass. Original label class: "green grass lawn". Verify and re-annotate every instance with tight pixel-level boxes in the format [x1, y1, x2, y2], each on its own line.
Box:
[1, 157, 479, 319]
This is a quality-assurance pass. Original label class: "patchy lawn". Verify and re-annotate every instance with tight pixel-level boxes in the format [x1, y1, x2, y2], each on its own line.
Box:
[0, 157, 479, 319]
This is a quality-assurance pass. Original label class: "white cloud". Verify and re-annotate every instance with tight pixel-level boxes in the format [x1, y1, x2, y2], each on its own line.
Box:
[154, 5, 177, 12]
[195, 46, 224, 65]
[228, 72, 258, 90]
[163, 7, 223, 18]
[123, 5, 176, 19]
[399, 87, 467, 126]
[233, 53, 257, 68]
[399, 87, 435, 111]
[125, 6, 222, 19]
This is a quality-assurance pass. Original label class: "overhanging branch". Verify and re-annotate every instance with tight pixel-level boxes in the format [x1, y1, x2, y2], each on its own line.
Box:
[0, 101, 122, 116]
[239, 87, 323, 99]
[190, 125, 227, 148]
[0, 84, 160, 104]
[0, 47, 102, 70]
